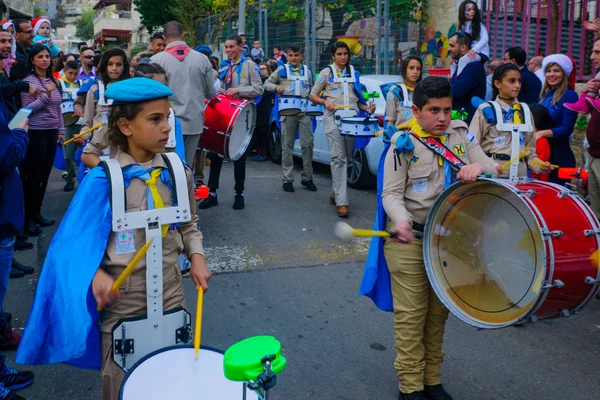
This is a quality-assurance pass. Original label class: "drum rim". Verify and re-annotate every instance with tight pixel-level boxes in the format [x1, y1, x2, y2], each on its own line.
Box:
[340, 117, 379, 125]
[423, 177, 552, 329]
[228, 101, 256, 161]
[118, 344, 225, 400]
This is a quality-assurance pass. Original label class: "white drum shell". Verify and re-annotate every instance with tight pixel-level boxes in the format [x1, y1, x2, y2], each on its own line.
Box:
[278, 96, 303, 116]
[339, 117, 379, 137]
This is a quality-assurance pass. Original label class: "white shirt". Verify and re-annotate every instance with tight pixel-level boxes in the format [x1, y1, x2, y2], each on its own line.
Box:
[534, 69, 545, 84]
[463, 21, 490, 58]
[485, 74, 493, 101]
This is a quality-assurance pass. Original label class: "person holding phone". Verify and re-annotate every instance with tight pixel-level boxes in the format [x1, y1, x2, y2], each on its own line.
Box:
[19, 44, 64, 236]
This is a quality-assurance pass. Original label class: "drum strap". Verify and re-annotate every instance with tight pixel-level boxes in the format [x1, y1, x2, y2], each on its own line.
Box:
[408, 131, 466, 171]
[284, 63, 308, 97]
[330, 64, 355, 107]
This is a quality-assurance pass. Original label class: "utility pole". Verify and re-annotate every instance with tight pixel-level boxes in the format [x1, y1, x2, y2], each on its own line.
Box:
[239, 0, 246, 34]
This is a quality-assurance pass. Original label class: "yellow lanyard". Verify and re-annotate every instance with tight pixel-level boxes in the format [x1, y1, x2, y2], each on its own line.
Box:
[145, 168, 169, 238]
[409, 118, 447, 166]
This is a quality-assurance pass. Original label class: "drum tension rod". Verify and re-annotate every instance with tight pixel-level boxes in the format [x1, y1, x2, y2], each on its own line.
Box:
[584, 229, 600, 236]
[585, 276, 600, 285]
[542, 279, 564, 290]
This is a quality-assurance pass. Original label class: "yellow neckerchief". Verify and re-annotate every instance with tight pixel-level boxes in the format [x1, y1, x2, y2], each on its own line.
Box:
[497, 98, 523, 124]
[144, 168, 169, 238]
[333, 64, 347, 78]
[404, 84, 414, 91]
[408, 117, 447, 166]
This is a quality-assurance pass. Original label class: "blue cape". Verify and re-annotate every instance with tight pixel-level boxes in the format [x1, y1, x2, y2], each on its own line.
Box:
[358, 125, 399, 312]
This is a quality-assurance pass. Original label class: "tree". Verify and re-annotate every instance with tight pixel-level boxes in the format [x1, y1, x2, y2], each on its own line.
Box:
[75, 8, 95, 42]
[169, 0, 233, 46]
[133, 0, 177, 32]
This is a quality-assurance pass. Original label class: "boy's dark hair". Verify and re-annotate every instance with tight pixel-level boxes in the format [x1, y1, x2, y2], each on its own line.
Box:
[412, 77, 452, 109]
[450, 31, 473, 50]
[505, 47, 527, 66]
[107, 103, 144, 152]
[77, 41, 87, 49]
[151, 32, 164, 42]
[287, 44, 301, 54]
[528, 103, 552, 131]
[135, 62, 167, 77]
[400, 55, 423, 83]
[491, 63, 520, 100]
[227, 34, 242, 45]
[65, 60, 80, 70]
[253, 39, 260, 43]
[99, 47, 130, 85]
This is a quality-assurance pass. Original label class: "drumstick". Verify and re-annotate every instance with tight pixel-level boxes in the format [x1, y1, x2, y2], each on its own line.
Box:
[63, 122, 105, 145]
[499, 148, 529, 171]
[529, 160, 559, 169]
[590, 249, 599, 266]
[334, 222, 397, 241]
[194, 288, 203, 359]
[334, 105, 352, 109]
[96, 238, 154, 311]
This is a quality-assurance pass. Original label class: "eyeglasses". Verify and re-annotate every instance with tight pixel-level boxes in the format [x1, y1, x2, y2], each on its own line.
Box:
[83, 55, 94, 59]
[259, 67, 268, 70]
[21, 29, 33, 34]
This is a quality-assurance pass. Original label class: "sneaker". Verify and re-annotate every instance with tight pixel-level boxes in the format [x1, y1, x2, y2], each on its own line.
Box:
[282, 182, 294, 192]
[301, 180, 317, 191]
[198, 194, 218, 210]
[398, 391, 424, 400]
[25, 221, 41, 237]
[0, 365, 34, 391]
[0, 322, 21, 351]
[233, 194, 245, 210]
[61, 171, 68, 180]
[63, 181, 75, 192]
[336, 206, 349, 218]
[13, 240, 33, 252]
[11, 260, 33, 275]
[0, 383, 25, 400]
[33, 215, 54, 227]
[423, 384, 453, 400]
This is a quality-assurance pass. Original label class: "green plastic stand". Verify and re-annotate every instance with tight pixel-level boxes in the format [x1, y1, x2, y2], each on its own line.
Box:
[223, 336, 287, 382]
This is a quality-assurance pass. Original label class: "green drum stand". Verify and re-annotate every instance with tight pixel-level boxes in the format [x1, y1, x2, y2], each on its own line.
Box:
[224, 336, 287, 400]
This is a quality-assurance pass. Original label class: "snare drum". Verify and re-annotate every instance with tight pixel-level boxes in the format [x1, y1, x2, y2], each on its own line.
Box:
[339, 117, 379, 138]
[424, 178, 600, 329]
[119, 345, 259, 400]
[61, 101, 80, 126]
[278, 95, 303, 116]
[305, 101, 324, 116]
[201, 94, 256, 161]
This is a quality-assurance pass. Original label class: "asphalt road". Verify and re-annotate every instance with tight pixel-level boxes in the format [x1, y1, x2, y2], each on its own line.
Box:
[7, 159, 600, 400]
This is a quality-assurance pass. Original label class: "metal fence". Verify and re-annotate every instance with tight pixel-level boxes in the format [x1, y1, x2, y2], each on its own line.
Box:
[195, 0, 599, 80]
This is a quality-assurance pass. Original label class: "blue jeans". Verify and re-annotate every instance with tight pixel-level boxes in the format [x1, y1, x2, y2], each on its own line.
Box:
[0, 237, 15, 323]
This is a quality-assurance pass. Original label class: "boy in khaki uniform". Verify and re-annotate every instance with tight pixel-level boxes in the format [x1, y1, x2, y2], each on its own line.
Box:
[199, 34, 264, 211]
[382, 77, 499, 400]
[264, 44, 317, 192]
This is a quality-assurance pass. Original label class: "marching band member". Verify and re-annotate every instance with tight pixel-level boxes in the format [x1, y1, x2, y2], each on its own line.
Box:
[385, 55, 423, 128]
[59, 60, 83, 192]
[264, 44, 317, 192]
[16, 78, 211, 400]
[76, 48, 130, 168]
[309, 41, 375, 218]
[468, 63, 552, 178]
[361, 77, 499, 400]
[199, 34, 263, 211]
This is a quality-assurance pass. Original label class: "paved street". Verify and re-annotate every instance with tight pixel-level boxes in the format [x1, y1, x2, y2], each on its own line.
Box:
[6, 159, 600, 400]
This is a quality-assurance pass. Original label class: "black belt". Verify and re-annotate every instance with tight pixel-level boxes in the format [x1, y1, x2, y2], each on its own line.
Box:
[412, 222, 425, 232]
[486, 152, 524, 162]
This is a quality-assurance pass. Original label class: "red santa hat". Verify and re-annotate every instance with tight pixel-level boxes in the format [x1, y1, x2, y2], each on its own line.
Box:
[1, 20, 16, 58]
[32, 17, 51, 36]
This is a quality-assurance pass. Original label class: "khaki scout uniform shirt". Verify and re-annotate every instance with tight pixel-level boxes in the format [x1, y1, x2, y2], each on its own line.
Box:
[264, 64, 314, 121]
[468, 99, 542, 178]
[385, 83, 414, 127]
[78, 82, 112, 156]
[310, 65, 360, 117]
[382, 120, 497, 226]
[218, 58, 264, 101]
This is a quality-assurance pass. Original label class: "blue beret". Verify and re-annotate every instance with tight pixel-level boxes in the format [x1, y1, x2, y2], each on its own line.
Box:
[195, 45, 212, 56]
[104, 77, 173, 103]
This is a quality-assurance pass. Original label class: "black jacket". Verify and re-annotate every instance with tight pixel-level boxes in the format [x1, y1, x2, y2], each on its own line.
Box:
[518, 66, 542, 104]
[9, 44, 30, 109]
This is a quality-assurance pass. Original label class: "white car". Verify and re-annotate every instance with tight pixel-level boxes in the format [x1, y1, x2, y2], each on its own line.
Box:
[269, 75, 402, 188]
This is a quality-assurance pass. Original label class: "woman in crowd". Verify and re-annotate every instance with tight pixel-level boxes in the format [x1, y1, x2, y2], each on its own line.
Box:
[537, 54, 578, 185]
[309, 41, 375, 218]
[251, 62, 274, 161]
[385, 55, 423, 128]
[20, 44, 65, 235]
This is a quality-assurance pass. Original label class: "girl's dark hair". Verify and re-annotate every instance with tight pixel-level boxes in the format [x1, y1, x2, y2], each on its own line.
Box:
[53, 54, 68, 72]
[528, 103, 552, 131]
[98, 47, 130, 85]
[331, 41, 351, 76]
[28, 44, 57, 85]
[107, 102, 144, 152]
[400, 55, 423, 83]
[491, 63, 520, 100]
[209, 56, 219, 71]
[135, 62, 167, 78]
[93, 54, 102, 68]
[458, 0, 482, 41]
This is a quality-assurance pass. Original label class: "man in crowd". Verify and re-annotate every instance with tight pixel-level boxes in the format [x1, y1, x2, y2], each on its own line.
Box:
[151, 21, 216, 166]
[77, 41, 87, 57]
[485, 60, 503, 101]
[9, 19, 34, 84]
[529, 56, 545, 83]
[503, 47, 541, 103]
[77, 47, 96, 80]
[448, 32, 486, 124]
[583, 38, 600, 222]
[149, 32, 165, 55]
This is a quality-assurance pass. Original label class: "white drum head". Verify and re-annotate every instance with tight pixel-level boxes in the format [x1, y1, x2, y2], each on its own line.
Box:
[228, 102, 256, 161]
[424, 179, 547, 329]
[120, 346, 259, 400]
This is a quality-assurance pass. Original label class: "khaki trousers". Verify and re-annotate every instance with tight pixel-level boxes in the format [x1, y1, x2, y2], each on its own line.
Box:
[100, 263, 187, 400]
[281, 114, 314, 183]
[194, 148, 207, 183]
[588, 157, 600, 220]
[384, 238, 449, 394]
[324, 116, 355, 206]
[183, 134, 201, 167]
